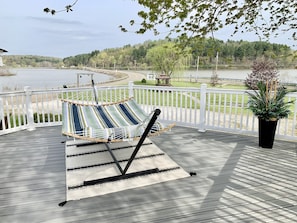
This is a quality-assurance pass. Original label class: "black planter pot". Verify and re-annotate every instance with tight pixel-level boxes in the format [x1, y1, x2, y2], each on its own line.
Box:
[258, 118, 278, 148]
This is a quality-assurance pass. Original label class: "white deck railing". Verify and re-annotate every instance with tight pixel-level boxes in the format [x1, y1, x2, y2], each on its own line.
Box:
[1, 82, 297, 140]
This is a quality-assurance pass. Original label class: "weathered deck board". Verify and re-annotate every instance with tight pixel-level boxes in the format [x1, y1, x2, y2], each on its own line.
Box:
[0, 126, 296, 222]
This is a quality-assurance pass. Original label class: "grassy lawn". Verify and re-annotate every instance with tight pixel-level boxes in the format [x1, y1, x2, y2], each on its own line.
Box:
[133, 79, 296, 120]
[134, 79, 248, 90]
[58, 78, 295, 120]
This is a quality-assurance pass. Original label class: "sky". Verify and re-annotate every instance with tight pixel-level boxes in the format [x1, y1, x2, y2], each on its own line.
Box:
[0, 0, 296, 58]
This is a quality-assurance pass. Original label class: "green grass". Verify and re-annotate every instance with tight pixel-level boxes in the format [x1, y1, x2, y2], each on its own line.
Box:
[134, 79, 248, 90]
[59, 79, 295, 121]
[6, 113, 62, 128]
[33, 113, 62, 123]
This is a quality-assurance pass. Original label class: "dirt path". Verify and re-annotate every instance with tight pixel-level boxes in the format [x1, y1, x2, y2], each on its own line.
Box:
[106, 70, 146, 86]
[86, 68, 146, 86]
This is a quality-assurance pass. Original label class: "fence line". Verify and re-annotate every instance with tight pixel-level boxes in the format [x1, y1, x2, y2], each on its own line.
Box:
[1, 82, 297, 141]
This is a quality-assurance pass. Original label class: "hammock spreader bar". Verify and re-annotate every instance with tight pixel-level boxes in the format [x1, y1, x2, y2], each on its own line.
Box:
[83, 108, 161, 186]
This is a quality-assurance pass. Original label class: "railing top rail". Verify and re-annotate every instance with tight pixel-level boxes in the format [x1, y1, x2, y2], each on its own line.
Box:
[0, 91, 26, 96]
[207, 88, 247, 94]
[1, 85, 297, 99]
[132, 85, 203, 92]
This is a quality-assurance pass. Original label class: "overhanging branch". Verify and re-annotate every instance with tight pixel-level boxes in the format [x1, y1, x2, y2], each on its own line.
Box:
[44, 0, 79, 15]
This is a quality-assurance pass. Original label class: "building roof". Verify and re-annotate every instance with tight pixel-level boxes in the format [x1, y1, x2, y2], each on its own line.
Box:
[0, 48, 8, 53]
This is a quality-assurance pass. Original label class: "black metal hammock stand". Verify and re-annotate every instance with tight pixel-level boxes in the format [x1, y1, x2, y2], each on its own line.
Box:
[59, 81, 195, 207]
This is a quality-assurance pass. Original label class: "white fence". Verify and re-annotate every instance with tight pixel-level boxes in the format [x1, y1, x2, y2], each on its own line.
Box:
[1, 82, 297, 140]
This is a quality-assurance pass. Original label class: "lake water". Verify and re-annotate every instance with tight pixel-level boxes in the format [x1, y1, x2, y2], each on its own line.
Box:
[183, 69, 297, 83]
[1, 68, 297, 91]
[0, 68, 113, 90]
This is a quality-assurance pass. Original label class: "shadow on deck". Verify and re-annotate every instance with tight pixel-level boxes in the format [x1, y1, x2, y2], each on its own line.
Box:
[0, 126, 296, 222]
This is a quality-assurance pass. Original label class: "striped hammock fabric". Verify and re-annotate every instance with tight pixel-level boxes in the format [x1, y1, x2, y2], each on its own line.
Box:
[62, 98, 174, 142]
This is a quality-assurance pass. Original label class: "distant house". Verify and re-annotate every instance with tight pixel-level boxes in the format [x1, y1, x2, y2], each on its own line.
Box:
[0, 48, 8, 67]
[0, 48, 8, 53]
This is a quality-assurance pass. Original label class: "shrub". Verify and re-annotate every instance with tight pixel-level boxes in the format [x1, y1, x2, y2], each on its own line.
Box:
[245, 58, 279, 90]
[210, 72, 219, 87]
[247, 81, 294, 121]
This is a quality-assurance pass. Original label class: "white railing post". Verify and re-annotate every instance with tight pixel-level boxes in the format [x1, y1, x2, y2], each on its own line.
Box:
[0, 99, 2, 124]
[24, 86, 35, 131]
[198, 84, 207, 132]
[0, 84, 3, 129]
[129, 81, 134, 98]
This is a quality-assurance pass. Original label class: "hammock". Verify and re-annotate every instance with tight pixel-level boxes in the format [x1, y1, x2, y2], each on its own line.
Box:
[58, 88, 184, 207]
[62, 98, 175, 143]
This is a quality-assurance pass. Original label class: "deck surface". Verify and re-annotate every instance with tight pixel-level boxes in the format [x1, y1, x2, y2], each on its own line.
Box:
[0, 126, 297, 223]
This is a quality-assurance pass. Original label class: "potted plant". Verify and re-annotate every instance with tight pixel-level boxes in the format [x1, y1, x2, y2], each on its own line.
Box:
[247, 80, 294, 148]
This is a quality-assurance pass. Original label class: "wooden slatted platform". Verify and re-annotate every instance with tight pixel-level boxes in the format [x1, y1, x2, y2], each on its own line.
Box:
[0, 126, 296, 222]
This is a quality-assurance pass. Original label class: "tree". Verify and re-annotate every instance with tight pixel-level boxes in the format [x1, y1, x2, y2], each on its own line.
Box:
[245, 58, 279, 90]
[44, 1, 297, 47]
[122, 0, 297, 43]
[45, 1, 297, 41]
[146, 42, 189, 84]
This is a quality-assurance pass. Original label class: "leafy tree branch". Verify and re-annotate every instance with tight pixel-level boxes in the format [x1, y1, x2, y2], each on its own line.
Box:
[44, 0, 78, 15]
[43, 0, 297, 43]
[123, 0, 297, 43]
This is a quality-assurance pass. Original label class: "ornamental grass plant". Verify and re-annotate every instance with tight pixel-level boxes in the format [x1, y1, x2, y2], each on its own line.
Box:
[247, 80, 294, 121]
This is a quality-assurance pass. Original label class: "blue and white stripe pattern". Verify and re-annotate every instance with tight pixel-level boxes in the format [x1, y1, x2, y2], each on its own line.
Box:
[62, 98, 172, 142]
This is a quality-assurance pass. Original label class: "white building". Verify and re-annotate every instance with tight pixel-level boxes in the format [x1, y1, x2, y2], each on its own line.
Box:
[0, 48, 8, 67]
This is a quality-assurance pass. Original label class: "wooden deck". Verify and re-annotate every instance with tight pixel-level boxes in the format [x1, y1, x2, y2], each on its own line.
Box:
[1, 126, 297, 222]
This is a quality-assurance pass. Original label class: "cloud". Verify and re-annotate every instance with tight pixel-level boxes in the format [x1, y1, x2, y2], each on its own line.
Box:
[28, 16, 120, 44]
[27, 16, 83, 26]
[25, 16, 84, 25]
